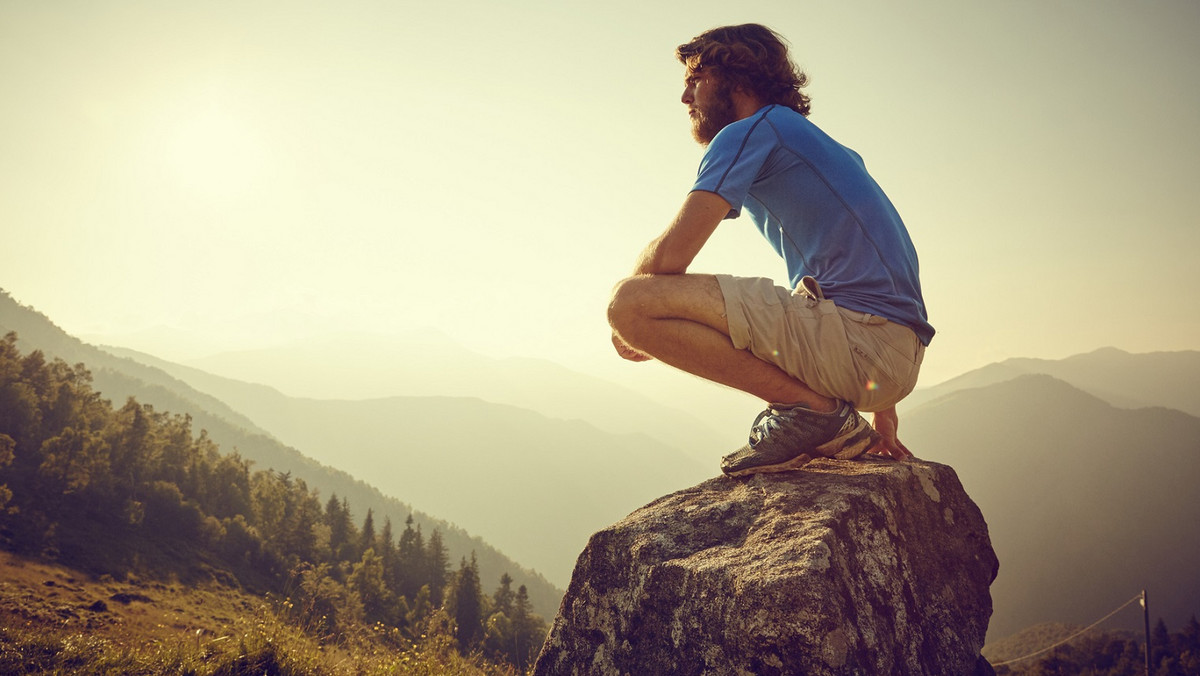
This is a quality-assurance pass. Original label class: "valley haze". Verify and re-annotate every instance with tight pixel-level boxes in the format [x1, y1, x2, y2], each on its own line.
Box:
[5, 288, 1199, 646]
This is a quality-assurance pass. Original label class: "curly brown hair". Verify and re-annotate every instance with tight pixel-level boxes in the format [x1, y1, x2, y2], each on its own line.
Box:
[676, 24, 812, 117]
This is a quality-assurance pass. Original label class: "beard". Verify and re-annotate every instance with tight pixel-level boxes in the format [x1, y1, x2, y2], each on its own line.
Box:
[691, 83, 739, 145]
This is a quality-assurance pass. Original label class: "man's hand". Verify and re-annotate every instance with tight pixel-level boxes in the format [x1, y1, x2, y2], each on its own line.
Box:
[868, 406, 913, 460]
[612, 332, 653, 362]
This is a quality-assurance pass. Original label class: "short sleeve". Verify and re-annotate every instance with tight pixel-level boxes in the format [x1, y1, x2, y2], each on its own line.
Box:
[690, 112, 775, 219]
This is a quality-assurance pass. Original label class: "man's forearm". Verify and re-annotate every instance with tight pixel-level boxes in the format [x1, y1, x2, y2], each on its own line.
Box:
[629, 191, 730, 277]
[632, 234, 685, 276]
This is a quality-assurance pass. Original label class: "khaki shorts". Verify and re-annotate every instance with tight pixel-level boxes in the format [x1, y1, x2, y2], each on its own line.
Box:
[716, 274, 925, 412]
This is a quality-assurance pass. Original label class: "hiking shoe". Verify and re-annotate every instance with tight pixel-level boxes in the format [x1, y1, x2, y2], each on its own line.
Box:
[720, 402, 879, 477]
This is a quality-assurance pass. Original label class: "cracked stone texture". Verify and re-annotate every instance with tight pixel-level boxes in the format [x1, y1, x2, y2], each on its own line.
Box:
[533, 458, 998, 676]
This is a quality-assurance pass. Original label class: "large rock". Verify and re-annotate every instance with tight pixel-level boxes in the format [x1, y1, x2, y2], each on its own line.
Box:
[533, 458, 998, 676]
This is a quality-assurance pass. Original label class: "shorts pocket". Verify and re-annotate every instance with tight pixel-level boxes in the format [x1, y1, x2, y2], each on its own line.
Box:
[843, 321, 922, 410]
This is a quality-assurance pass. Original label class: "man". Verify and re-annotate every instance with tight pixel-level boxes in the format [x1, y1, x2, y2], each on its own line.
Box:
[607, 24, 933, 477]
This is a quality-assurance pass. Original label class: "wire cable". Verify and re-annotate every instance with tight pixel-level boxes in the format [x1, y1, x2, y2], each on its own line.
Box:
[990, 592, 1144, 667]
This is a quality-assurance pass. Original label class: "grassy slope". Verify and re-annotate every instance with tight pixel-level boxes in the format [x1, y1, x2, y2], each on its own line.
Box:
[0, 550, 517, 675]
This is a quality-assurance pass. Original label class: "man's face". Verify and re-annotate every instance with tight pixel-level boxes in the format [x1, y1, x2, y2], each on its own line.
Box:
[682, 68, 737, 145]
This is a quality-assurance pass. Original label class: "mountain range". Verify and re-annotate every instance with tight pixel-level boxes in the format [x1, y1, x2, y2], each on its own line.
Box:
[901, 364, 1200, 640]
[93, 347, 709, 584]
[170, 330, 737, 465]
[900, 346, 1200, 417]
[3, 288, 1198, 645]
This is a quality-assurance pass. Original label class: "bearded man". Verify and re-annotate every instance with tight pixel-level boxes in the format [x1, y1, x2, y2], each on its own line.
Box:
[607, 24, 934, 476]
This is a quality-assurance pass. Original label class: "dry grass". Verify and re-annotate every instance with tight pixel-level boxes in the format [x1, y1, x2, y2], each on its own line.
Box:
[0, 551, 518, 675]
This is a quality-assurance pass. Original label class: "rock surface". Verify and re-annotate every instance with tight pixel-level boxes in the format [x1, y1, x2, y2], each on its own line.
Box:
[533, 458, 998, 676]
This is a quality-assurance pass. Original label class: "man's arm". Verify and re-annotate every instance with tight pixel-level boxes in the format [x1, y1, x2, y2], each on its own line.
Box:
[612, 190, 730, 361]
[632, 190, 730, 275]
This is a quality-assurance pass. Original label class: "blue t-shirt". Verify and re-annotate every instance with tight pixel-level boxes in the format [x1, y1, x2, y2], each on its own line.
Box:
[693, 104, 935, 345]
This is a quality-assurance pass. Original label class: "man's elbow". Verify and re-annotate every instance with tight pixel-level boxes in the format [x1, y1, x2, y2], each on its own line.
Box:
[636, 241, 691, 276]
[653, 255, 691, 275]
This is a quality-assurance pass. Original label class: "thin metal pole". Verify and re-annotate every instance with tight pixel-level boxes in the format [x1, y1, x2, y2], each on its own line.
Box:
[1143, 589, 1151, 676]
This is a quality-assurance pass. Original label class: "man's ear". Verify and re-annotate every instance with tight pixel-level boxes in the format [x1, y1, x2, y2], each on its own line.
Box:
[729, 86, 763, 115]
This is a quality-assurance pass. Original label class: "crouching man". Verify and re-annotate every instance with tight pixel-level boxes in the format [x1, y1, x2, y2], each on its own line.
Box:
[608, 24, 934, 476]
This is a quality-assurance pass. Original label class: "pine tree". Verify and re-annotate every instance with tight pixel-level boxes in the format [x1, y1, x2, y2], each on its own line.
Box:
[448, 553, 485, 652]
[348, 547, 391, 624]
[484, 573, 516, 664]
[111, 398, 154, 509]
[396, 515, 425, 601]
[426, 528, 450, 607]
[324, 494, 356, 565]
[278, 476, 321, 564]
[378, 517, 398, 594]
[511, 583, 544, 670]
[493, 573, 514, 618]
[359, 508, 377, 558]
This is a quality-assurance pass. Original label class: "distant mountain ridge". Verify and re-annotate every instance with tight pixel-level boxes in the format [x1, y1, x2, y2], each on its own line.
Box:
[176, 331, 730, 466]
[903, 372, 1200, 640]
[101, 346, 710, 585]
[903, 346, 1200, 416]
[0, 289, 563, 619]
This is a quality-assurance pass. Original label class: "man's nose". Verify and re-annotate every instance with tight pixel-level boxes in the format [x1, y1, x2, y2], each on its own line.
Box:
[681, 87, 693, 104]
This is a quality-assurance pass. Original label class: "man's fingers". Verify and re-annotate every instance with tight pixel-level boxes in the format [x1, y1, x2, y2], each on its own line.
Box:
[866, 406, 913, 461]
[616, 340, 651, 361]
[866, 436, 913, 461]
[612, 333, 653, 361]
[886, 438, 914, 460]
[616, 344, 653, 362]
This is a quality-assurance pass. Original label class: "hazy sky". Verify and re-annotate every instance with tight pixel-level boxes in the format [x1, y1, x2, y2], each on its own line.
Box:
[3, 0, 1198, 387]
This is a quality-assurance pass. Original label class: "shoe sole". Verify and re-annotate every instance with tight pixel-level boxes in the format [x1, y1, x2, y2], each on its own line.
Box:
[723, 452, 814, 478]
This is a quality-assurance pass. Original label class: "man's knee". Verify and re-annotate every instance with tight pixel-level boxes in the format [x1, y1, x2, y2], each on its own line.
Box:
[607, 275, 653, 333]
[609, 273, 728, 332]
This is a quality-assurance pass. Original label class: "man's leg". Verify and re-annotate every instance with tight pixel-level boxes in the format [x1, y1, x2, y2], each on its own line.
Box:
[609, 273, 884, 475]
[607, 273, 836, 412]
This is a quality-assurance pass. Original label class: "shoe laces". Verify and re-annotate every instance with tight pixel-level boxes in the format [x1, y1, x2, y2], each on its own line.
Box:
[747, 408, 785, 446]
[747, 403, 848, 446]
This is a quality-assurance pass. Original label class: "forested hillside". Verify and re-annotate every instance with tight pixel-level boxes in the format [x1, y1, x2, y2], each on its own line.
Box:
[986, 618, 1200, 675]
[0, 332, 547, 670]
[0, 288, 562, 620]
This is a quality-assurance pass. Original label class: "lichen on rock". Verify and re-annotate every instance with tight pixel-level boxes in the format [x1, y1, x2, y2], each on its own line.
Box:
[533, 458, 998, 676]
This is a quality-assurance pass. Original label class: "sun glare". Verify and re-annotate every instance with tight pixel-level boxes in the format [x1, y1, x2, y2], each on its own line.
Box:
[157, 106, 266, 202]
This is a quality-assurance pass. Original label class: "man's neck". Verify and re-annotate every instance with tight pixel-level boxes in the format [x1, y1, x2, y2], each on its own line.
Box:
[732, 93, 767, 121]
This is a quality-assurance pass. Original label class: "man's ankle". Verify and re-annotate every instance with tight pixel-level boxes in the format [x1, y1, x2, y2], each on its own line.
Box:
[773, 398, 840, 414]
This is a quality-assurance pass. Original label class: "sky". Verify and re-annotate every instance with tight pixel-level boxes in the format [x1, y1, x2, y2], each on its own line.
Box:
[2, 0, 1199, 389]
